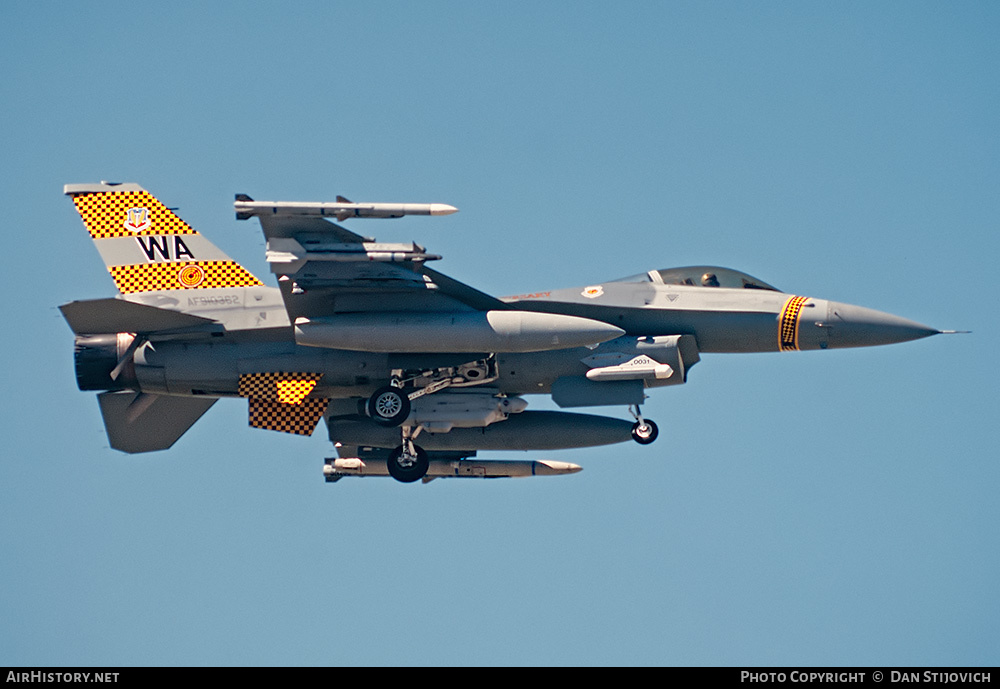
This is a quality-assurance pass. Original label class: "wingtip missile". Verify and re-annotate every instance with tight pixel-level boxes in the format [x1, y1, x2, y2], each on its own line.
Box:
[234, 197, 459, 221]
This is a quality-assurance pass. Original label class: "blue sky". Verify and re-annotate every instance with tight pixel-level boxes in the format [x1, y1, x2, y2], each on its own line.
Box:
[1, 1, 996, 666]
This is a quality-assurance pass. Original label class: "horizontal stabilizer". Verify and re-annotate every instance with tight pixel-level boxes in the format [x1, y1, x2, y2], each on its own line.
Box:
[97, 391, 216, 453]
[60, 298, 219, 335]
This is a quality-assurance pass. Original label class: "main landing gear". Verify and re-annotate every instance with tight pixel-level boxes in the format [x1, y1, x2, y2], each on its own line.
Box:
[387, 438, 429, 483]
[628, 405, 659, 445]
[361, 381, 426, 482]
[366, 359, 498, 483]
[365, 357, 497, 427]
[367, 386, 411, 427]
[364, 385, 429, 482]
[385, 426, 430, 483]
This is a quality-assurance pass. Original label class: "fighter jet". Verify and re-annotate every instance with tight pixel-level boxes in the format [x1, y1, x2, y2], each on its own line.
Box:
[62, 183, 944, 483]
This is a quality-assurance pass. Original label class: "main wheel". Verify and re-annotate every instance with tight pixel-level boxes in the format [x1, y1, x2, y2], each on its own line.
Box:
[367, 386, 411, 426]
[386, 444, 430, 483]
[631, 419, 659, 445]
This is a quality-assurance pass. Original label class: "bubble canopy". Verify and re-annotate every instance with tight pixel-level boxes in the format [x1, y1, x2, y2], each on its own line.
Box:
[611, 266, 780, 291]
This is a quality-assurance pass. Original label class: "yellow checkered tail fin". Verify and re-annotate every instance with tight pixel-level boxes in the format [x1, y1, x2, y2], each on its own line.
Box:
[65, 182, 263, 295]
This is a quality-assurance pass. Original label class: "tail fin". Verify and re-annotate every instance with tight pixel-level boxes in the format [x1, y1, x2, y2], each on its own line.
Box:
[65, 182, 263, 295]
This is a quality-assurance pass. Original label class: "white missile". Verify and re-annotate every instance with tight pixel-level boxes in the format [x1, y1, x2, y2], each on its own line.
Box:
[324, 457, 582, 481]
[235, 194, 458, 221]
[264, 237, 441, 273]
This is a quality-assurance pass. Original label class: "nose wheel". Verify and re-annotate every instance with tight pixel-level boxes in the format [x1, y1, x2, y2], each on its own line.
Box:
[628, 405, 658, 445]
[631, 420, 659, 444]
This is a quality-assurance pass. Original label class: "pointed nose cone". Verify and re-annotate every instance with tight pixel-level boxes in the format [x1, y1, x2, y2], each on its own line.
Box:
[531, 460, 583, 476]
[826, 301, 939, 349]
[428, 203, 459, 216]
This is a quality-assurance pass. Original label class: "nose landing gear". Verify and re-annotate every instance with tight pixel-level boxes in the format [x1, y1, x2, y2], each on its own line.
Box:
[628, 405, 659, 445]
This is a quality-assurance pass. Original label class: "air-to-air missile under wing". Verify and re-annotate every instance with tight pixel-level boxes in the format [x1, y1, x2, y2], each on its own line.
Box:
[61, 183, 945, 483]
[234, 194, 459, 221]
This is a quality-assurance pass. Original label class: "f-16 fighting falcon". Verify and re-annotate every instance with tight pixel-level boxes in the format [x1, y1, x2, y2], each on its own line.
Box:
[62, 183, 945, 483]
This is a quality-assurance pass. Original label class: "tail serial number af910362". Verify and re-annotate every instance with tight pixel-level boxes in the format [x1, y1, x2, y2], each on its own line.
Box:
[62, 183, 947, 483]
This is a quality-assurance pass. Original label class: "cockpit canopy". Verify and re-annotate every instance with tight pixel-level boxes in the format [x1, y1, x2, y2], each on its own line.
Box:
[612, 266, 779, 291]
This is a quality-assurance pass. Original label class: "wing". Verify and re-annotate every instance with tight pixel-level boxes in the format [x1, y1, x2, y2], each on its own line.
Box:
[242, 207, 508, 322]
[237, 195, 623, 355]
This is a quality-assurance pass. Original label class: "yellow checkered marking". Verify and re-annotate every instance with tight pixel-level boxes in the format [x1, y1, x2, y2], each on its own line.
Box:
[72, 191, 197, 239]
[108, 261, 263, 294]
[778, 295, 809, 351]
[238, 372, 323, 402]
[239, 372, 328, 435]
[276, 379, 317, 405]
[249, 398, 329, 435]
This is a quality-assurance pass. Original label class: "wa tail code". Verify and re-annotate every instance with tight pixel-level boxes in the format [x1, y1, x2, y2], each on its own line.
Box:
[66, 182, 262, 295]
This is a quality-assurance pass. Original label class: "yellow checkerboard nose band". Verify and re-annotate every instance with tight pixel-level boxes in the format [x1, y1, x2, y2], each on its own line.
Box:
[108, 261, 263, 294]
[778, 296, 809, 351]
[73, 191, 197, 239]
